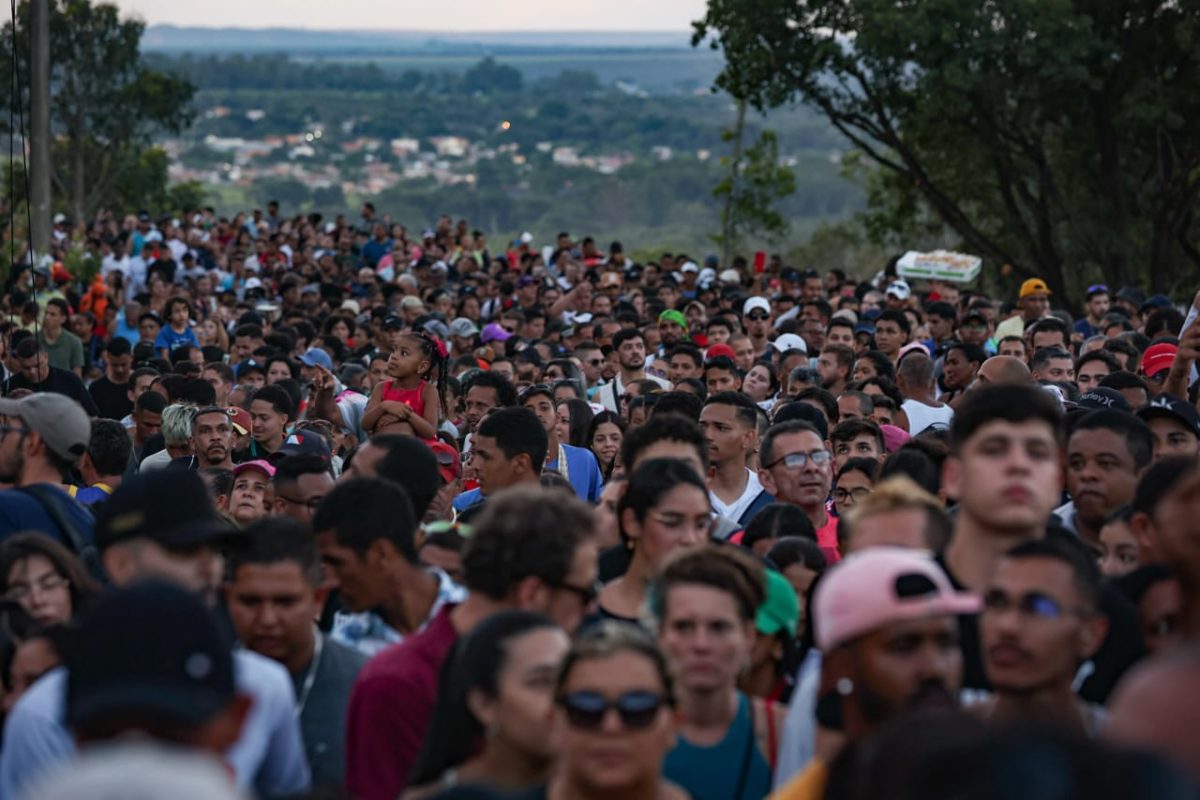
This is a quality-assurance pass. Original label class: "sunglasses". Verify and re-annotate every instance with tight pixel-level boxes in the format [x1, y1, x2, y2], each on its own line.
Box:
[558, 690, 664, 731]
[982, 589, 1086, 620]
[1086, 284, 1109, 295]
[746, 311, 770, 321]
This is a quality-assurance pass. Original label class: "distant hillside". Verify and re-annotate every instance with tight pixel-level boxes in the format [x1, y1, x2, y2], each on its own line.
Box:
[141, 26, 700, 53]
[142, 26, 725, 94]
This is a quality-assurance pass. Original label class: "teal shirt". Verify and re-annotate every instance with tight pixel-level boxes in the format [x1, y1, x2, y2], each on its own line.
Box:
[663, 692, 772, 800]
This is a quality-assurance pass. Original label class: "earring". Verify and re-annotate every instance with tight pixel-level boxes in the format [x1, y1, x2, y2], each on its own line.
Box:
[836, 678, 854, 696]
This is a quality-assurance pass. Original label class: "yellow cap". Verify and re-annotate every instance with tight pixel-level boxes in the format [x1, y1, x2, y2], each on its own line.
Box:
[1019, 278, 1051, 299]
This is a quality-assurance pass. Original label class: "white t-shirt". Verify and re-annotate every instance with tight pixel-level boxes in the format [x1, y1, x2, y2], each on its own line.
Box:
[709, 468, 765, 523]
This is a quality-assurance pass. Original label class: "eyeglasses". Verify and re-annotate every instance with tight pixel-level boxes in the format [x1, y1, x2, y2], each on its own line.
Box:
[0, 424, 30, 438]
[275, 494, 325, 512]
[982, 589, 1087, 620]
[765, 449, 831, 470]
[833, 486, 872, 504]
[5, 574, 69, 602]
[554, 579, 601, 605]
[558, 690, 665, 731]
[746, 311, 770, 321]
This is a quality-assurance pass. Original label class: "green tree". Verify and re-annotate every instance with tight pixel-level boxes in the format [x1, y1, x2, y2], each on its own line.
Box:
[462, 57, 523, 95]
[0, 0, 195, 222]
[713, 98, 796, 265]
[694, 0, 1200, 303]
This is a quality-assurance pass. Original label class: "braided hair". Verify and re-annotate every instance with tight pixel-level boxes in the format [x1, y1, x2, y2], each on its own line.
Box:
[404, 331, 450, 418]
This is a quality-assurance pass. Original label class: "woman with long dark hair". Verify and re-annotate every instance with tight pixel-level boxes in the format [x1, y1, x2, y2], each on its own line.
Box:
[0, 534, 100, 626]
[595, 459, 711, 623]
[404, 611, 568, 798]
[555, 398, 594, 449]
[587, 410, 626, 481]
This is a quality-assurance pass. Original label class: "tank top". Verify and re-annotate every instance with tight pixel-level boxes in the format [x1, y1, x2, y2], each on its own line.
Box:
[663, 692, 772, 800]
[380, 379, 427, 418]
[901, 398, 955, 436]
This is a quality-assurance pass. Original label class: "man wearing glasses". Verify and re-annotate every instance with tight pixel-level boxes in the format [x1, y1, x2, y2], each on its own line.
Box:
[272, 454, 334, 525]
[975, 538, 1109, 734]
[0, 394, 95, 547]
[742, 297, 774, 363]
[757, 420, 840, 564]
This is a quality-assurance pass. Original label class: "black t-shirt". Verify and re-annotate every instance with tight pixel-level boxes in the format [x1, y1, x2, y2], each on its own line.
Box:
[4, 368, 99, 415]
[87, 376, 132, 420]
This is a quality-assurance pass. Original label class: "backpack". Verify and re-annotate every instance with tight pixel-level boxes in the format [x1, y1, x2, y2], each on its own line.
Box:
[16, 485, 105, 583]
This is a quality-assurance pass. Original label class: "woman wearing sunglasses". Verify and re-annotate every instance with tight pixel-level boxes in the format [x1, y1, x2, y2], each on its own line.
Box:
[543, 622, 683, 800]
[404, 611, 569, 799]
[654, 545, 781, 800]
[595, 459, 712, 624]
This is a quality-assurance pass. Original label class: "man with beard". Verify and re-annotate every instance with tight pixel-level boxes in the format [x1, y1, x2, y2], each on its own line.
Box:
[192, 406, 236, 470]
[459, 371, 517, 456]
[595, 328, 669, 413]
[656, 309, 689, 355]
[0, 393, 94, 546]
[816, 344, 853, 397]
[773, 547, 977, 800]
[976, 538, 1109, 734]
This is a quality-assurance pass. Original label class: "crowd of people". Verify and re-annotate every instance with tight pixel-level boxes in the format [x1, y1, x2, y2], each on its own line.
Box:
[0, 204, 1196, 799]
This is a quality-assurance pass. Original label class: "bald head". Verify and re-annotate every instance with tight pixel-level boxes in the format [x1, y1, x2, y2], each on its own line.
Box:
[1105, 645, 1200, 784]
[974, 356, 1032, 388]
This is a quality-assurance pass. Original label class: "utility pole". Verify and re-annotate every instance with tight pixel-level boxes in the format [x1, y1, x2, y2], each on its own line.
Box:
[28, 0, 51, 259]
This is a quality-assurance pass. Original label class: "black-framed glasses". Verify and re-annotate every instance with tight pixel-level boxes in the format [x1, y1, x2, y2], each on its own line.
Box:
[833, 486, 872, 504]
[554, 579, 601, 605]
[558, 690, 665, 731]
[982, 589, 1086, 620]
[275, 494, 325, 512]
[746, 311, 770, 321]
[765, 449, 831, 470]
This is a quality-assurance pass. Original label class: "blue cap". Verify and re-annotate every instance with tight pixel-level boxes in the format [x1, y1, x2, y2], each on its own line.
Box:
[298, 347, 334, 372]
[235, 360, 265, 380]
[862, 308, 883, 322]
[854, 322, 876, 336]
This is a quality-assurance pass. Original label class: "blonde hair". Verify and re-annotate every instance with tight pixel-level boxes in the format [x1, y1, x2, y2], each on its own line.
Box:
[839, 475, 949, 552]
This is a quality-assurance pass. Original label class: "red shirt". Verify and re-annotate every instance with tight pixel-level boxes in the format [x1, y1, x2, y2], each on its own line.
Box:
[816, 513, 840, 565]
[344, 604, 459, 800]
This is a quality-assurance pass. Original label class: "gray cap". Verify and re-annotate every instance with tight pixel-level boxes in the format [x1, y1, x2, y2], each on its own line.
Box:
[0, 393, 90, 462]
[449, 317, 480, 338]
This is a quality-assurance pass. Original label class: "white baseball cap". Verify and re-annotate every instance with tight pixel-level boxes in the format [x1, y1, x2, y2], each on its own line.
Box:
[773, 333, 808, 354]
[743, 297, 771, 316]
[886, 280, 912, 300]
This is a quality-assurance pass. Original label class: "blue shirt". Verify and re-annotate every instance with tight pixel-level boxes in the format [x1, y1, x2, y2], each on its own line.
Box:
[0, 651, 311, 798]
[0, 485, 94, 549]
[452, 487, 483, 514]
[546, 443, 605, 503]
[153, 324, 200, 353]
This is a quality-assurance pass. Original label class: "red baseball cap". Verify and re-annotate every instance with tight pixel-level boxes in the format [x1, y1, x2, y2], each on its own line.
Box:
[429, 441, 461, 485]
[706, 343, 736, 361]
[1140, 342, 1178, 379]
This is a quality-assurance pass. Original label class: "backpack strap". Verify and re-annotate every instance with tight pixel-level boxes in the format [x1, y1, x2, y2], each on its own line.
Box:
[16, 485, 104, 582]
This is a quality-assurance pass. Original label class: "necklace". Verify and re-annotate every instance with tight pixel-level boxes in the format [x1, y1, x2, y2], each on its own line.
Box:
[295, 628, 324, 718]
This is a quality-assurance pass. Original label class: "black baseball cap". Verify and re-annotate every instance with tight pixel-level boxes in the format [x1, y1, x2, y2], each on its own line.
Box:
[1137, 394, 1200, 438]
[382, 315, 404, 331]
[65, 580, 236, 730]
[1078, 388, 1133, 414]
[95, 470, 234, 552]
[269, 430, 332, 462]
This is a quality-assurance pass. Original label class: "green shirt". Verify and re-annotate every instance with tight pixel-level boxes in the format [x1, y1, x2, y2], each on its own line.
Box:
[38, 329, 85, 372]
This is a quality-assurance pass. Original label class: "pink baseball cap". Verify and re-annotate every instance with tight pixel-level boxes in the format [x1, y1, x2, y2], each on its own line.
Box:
[232, 459, 276, 479]
[1140, 342, 1177, 379]
[814, 547, 980, 651]
[880, 424, 911, 453]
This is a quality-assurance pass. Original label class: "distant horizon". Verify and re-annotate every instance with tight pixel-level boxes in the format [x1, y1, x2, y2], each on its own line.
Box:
[103, 0, 708, 33]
